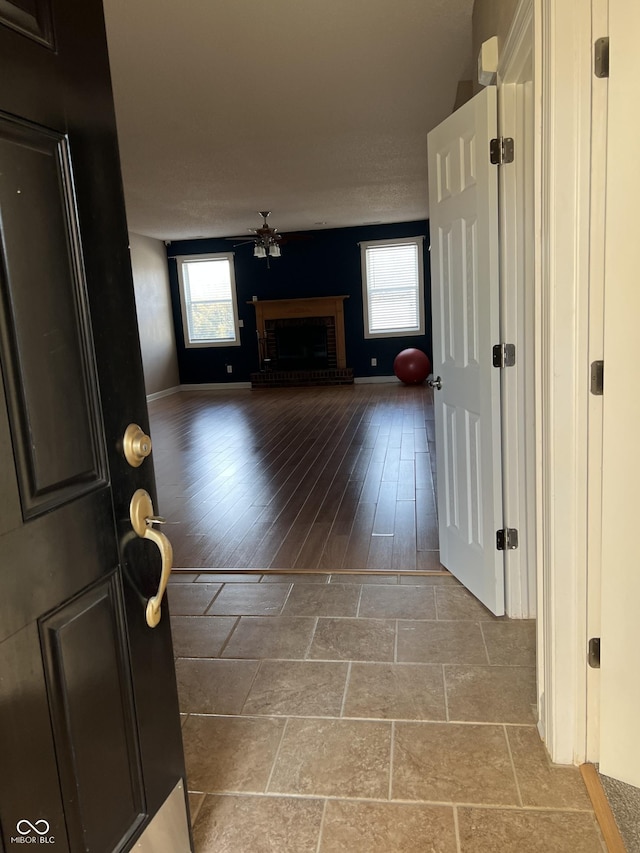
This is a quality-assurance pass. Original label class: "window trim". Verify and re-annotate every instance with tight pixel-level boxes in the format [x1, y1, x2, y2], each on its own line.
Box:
[176, 252, 241, 348]
[360, 236, 426, 339]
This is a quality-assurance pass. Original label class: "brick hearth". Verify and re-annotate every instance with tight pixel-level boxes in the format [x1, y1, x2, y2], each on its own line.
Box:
[250, 367, 354, 388]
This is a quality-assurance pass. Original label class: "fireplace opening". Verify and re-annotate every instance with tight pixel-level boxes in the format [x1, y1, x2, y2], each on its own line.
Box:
[275, 324, 328, 370]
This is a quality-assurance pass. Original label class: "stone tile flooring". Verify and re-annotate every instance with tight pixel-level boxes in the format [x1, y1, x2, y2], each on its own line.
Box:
[169, 571, 605, 853]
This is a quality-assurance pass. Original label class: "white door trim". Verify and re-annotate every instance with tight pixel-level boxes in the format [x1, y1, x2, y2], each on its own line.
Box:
[598, 0, 640, 785]
[497, 0, 535, 619]
[584, 0, 608, 765]
[536, 0, 593, 764]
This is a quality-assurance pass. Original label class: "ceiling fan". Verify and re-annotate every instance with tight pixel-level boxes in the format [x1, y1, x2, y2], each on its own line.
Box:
[227, 211, 282, 260]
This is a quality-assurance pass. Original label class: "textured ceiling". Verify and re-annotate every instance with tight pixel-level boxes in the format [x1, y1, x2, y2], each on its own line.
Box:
[102, 0, 474, 241]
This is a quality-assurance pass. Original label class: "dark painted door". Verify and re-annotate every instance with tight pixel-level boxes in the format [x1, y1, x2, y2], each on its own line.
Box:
[0, 2, 189, 851]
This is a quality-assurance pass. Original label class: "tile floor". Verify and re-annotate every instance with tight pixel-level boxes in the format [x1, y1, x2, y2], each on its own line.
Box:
[169, 571, 606, 853]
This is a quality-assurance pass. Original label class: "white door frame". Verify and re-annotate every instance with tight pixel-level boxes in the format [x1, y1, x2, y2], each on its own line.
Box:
[486, 0, 604, 766]
[584, 0, 608, 765]
[534, 0, 594, 764]
[597, 0, 640, 785]
[497, 0, 536, 620]
[533, 0, 640, 780]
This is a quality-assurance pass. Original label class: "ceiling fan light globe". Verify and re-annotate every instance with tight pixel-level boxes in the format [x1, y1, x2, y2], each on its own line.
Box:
[254, 244, 267, 258]
[269, 244, 281, 257]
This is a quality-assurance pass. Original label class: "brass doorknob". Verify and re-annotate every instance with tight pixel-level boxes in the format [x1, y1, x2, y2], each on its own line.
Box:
[123, 423, 152, 467]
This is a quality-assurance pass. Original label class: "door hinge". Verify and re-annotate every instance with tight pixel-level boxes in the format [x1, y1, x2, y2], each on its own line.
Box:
[496, 528, 519, 550]
[490, 137, 514, 165]
[594, 37, 609, 78]
[588, 637, 601, 669]
[493, 343, 516, 368]
[590, 360, 604, 395]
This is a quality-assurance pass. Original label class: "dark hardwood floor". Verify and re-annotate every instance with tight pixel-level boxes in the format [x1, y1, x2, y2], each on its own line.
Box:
[148, 384, 441, 571]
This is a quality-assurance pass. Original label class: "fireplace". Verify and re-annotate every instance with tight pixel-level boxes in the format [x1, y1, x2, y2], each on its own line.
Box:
[272, 319, 329, 370]
[249, 295, 353, 387]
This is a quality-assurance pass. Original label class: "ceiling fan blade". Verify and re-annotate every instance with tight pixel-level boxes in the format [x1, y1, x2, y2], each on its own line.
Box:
[278, 232, 313, 244]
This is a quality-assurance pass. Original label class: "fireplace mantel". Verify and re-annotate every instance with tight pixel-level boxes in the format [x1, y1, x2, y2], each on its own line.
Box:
[249, 296, 349, 369]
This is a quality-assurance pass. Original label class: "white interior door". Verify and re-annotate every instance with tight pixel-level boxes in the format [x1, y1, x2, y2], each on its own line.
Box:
[427, 87, 504, 615]
[598, 0, 640, 787]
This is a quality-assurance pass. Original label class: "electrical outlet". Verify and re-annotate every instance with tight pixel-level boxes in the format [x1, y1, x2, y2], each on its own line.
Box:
[238, 319, 244, 328]
[226, 364, 233, 374]
[371, 357, 377, 367]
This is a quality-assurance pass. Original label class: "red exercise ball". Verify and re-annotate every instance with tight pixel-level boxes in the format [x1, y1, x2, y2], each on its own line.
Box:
[393, 348, 431, 385]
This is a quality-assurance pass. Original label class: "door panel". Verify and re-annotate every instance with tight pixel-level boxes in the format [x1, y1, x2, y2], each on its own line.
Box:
[0, 1, 190, 849]
[599, 0, 640, 787]
[0, 116, 107, 517]
[427, 87, 504, 615]
[0, 625, 70, 849]
[0, 0, 54, 47]
[40, 574, 145, 851]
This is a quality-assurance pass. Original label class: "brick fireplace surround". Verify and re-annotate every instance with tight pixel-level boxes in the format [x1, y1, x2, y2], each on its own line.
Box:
[249, 296, 354, 388]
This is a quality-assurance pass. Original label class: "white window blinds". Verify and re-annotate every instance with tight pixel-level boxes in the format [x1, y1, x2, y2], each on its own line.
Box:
[178, 254, 239, 346]
[362, 239, 424, 337]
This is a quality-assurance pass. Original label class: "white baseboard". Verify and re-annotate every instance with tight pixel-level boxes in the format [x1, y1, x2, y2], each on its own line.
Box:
[146, 385, 181, 402]
[354, 375, 399, 384]
[148, 378, 401, 399]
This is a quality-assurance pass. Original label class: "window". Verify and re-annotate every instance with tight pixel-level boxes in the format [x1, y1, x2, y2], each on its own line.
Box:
[360, 237, 425, 338]
[176, 253, 240, 347]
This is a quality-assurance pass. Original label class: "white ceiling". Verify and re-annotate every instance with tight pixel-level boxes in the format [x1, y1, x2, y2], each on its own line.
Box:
[102, 0, 474, 241]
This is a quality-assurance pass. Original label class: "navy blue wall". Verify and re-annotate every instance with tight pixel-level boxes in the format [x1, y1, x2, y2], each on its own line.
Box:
[167, 220, 431, 384]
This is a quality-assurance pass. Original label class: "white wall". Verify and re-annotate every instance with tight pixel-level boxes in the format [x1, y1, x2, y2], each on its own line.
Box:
[129, 232, 180, 397]
[473, 0, 520, 56]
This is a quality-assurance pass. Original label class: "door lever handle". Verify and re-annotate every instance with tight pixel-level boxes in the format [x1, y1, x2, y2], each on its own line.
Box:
[130, 489, 173, 628]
